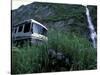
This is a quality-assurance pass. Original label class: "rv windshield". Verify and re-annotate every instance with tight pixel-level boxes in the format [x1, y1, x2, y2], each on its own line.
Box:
[33, 23, 47, 36]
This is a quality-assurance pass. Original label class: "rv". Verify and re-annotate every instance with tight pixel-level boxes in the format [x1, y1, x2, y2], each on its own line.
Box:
[12, 19, 48, 45]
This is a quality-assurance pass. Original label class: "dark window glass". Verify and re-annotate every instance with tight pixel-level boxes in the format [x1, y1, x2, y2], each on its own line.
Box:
[18, 26, 23, 32]
[42, 28, 47, 36]
[24, 23, 31, 33]
[14, 28, 17, 33]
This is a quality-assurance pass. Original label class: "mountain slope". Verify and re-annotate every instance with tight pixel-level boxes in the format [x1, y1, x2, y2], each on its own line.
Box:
[12, 2, 97, 37]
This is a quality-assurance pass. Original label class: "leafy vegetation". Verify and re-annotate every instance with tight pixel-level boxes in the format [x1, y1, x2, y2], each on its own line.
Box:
[12, 30, 97, 74]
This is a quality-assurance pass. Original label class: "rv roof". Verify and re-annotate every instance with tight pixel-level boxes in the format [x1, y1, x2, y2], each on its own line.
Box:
[30, 19, 48, 30]
[14, 19, 48, 30]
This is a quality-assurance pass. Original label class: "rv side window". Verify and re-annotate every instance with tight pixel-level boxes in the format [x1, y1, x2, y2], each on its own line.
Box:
[18, 25, 23, 32]
[24, 23, 31, 33]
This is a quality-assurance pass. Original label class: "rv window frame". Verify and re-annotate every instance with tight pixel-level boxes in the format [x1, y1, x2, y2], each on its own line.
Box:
[14, 28, 17, 33]
[16, 27, 19, 33]
[30, 22, 33, 33]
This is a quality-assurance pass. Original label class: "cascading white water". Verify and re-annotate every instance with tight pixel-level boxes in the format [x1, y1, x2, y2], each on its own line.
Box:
[85, 6, 97, 48]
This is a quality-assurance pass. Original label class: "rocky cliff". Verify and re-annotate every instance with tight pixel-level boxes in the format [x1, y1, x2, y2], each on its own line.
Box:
[12, 2, 97, 37]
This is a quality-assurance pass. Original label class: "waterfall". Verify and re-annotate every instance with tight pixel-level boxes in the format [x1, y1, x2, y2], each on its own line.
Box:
[85, 6, 97, 48]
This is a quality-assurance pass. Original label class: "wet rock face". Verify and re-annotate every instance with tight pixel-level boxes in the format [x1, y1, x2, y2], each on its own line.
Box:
[48, 49, 70, 64]
[48, 49, 56, 58]
[48, 49, 72, 71]
[56, 52, 65, 60]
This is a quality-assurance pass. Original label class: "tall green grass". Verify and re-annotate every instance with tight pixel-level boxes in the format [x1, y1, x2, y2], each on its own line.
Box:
[12, 44, 49, 74]
[48, 30, 97, 70]
[12, 30, 97, 74]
